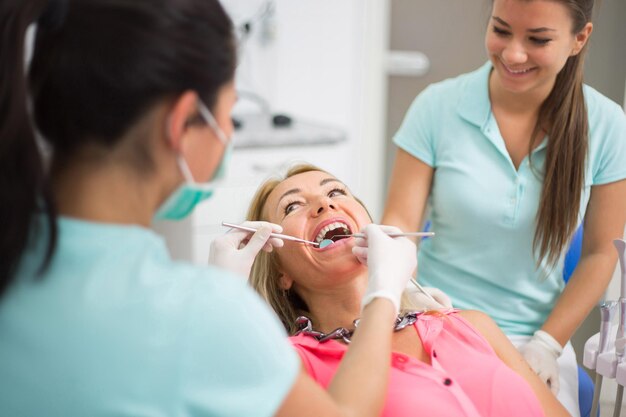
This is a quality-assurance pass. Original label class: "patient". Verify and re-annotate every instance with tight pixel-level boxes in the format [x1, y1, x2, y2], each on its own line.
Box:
[247, 164, 569, 417]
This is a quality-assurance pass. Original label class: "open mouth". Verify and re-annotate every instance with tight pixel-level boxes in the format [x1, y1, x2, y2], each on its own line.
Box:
[313, 221, 353, 247]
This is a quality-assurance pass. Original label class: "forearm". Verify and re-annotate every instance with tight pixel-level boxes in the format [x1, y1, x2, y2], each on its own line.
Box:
[326, 298, 396, 417]
[543, 252, 618, 346]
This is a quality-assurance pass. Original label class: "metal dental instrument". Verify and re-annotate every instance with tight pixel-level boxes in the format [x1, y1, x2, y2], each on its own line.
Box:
[410, 278, 439, 305]
[336, 230, 438, 304]
[221, 222, 319, 246]
[613, 239, 626, 417]
[223, 222, 441, 306]
[591, 301, 617, 417]
[332, 231, 435, 239]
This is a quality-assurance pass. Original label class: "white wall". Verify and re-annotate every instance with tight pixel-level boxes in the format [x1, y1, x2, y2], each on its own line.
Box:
[154, 0, 389, 262]
[232, 0, 388, 212]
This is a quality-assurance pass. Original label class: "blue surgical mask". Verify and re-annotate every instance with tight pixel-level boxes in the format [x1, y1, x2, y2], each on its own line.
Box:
[154, 100, 232, 221]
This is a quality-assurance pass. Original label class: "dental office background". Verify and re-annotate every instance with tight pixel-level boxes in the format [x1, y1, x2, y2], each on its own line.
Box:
[153, 0, 626, 410]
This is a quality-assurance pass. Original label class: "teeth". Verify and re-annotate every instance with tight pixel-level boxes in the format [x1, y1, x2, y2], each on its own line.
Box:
[315, 221, 351, 244]
[506, 66, 531, 74]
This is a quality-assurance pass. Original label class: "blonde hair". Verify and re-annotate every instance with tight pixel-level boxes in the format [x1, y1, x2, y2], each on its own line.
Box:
[247, 163, 421, 333]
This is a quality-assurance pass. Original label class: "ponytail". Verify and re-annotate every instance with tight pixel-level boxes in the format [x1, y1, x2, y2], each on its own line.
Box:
[0, 0, 57, 297]
[531, 0, 593, 268]
[533, 53, 588, 268]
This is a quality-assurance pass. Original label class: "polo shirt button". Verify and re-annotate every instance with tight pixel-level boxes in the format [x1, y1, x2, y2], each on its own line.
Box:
[397, 356, 407, 363]
[444, 378, 452, 386]
[432, 350, 437, 358]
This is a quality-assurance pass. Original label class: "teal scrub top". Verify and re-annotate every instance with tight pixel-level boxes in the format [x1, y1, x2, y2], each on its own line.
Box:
[0, 216, 299, 416]
[394, 62, 626, 336]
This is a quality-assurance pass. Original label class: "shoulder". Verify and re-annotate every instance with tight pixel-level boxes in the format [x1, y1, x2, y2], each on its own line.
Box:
[402, 62, 491, 128]
[581, 85, 626, 183]
[176, 266, 300, 415]
[456, 309, 499, 333]
[583, 84, 626, 127]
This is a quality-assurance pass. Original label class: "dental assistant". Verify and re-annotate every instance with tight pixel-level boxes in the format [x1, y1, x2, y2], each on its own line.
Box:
[0, 1, 413, 416]
[382, 0, 626, 416]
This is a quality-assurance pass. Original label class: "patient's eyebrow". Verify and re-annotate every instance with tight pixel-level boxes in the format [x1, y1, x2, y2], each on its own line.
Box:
[277, 188, 301, 206]
[320, 178, 343, 186]
[492, 16, 555, 32]
[276, 178, 345, 207]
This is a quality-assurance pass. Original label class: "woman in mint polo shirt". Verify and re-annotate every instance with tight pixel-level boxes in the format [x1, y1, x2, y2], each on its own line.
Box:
[0, 1, 414, 416]
[383, 0, 626, 415]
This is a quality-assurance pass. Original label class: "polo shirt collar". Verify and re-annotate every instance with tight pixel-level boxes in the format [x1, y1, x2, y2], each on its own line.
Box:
[457, 61, 548, 162]
[457, 61, 493, 130]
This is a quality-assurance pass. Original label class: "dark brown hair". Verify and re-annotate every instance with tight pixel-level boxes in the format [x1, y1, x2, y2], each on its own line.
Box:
[0, 0, 236, 297]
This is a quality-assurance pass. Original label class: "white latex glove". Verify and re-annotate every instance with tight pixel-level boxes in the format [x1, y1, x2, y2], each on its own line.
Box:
[209, 221, 284, 278]
[406, 285, 453, 310]
[352, 224, 417, 313]
[519, 330, 563, 395]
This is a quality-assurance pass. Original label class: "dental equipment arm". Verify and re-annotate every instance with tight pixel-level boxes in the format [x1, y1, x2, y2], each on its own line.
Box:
[613, 239, 626, 417]
[589, 301, 618, 417]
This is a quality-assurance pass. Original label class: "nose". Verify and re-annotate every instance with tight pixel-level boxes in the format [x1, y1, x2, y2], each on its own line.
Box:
[501, 40, 527, 65]
[314, 198, 336, 216]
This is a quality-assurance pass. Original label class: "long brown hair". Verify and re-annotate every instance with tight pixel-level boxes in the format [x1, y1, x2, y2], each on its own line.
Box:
[247, 163, 420, 333]
[507, 0, 594, 267]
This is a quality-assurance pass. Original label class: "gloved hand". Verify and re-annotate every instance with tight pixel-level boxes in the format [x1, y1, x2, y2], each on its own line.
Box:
[519, 330, 563, 395]
[209, 221, 284, 279]
[406, 285, 453, 310]
[352, 224, 417, 313]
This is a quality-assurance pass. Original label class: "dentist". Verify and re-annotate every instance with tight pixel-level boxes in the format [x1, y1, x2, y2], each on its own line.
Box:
[0, 1, 413, 416]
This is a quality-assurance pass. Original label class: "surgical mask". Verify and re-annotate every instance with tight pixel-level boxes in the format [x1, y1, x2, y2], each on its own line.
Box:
[154, 100, 232, 221]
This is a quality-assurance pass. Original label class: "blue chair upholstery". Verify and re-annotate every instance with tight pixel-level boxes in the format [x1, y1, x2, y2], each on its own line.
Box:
[563, 225, 596, 417]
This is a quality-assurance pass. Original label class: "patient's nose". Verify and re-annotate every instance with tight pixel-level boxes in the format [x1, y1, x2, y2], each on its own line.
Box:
[316, 200, 336, 215]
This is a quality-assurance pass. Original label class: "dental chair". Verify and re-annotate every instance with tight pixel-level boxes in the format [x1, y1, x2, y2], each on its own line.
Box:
[563, 225, 595, 417]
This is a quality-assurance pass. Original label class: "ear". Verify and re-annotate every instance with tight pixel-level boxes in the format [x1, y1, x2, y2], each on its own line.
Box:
[571, 22, 593, 56]
[278, 273, 294, 291]
[165, 90, 200, 152]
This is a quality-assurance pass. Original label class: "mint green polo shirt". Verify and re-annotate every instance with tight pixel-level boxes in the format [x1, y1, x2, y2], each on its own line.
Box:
[0, 216, 299, 416]
[394, 62, 626, 336]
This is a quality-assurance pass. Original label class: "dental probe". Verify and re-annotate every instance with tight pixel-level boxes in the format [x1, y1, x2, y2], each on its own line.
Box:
[332, 231, 435, 239]
[221, 222, 319, 246]
[410, 278, 439, 305]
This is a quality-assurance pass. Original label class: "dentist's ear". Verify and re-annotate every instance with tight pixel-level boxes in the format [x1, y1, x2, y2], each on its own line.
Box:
[165, 90, 200, 152]
[571, 22, 593, 56]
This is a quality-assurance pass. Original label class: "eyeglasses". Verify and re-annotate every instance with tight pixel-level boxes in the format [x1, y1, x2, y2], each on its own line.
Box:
[197, 100, 230, 145]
